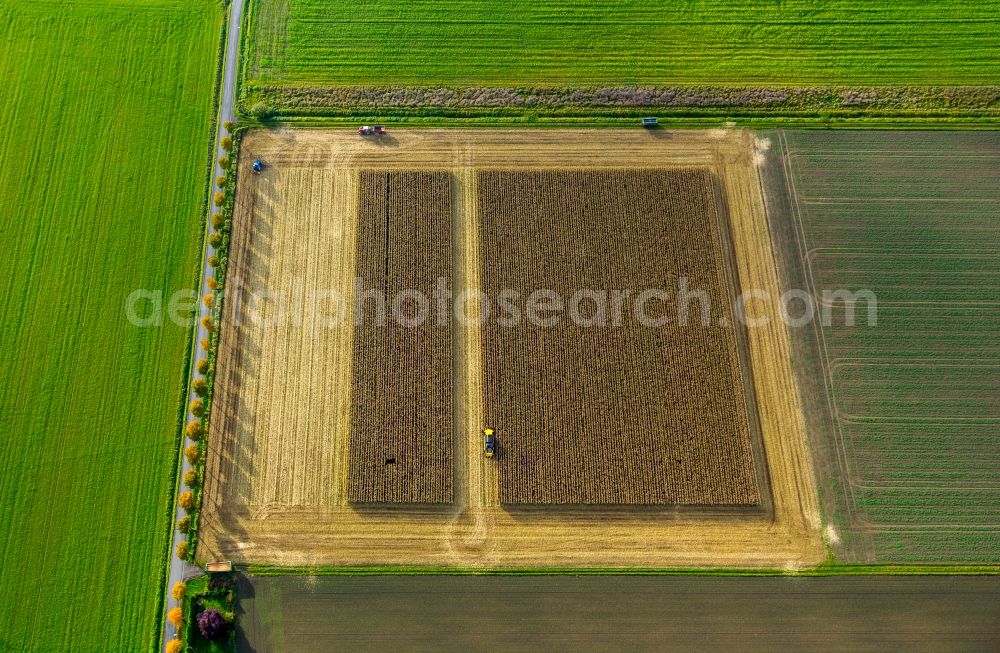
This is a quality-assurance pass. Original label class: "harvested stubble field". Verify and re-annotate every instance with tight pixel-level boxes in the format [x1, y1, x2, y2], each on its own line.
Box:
[200, 129, 822, 568]
[775, 130, 1000, 563]
[478, 169, 759, 505]
[350, 171, 454, 504]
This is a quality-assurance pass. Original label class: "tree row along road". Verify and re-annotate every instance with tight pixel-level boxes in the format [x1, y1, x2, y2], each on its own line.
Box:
[162, 0, 245, 650]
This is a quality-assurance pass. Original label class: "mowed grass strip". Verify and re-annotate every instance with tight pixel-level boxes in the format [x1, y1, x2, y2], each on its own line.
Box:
[478, 169, 758, 506]
[249, 0, 1000, 86]
[0, 1, 220, 650]
[349, 171, 454, 504]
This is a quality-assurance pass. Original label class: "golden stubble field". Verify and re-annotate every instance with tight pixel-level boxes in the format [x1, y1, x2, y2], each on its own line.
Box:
[199, 128, 824, 568]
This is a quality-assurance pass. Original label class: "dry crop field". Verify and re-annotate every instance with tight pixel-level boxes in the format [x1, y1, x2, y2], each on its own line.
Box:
[199, 129, 822, 568]
[351, 171, 454, 503]
[478, 169, 760, 505]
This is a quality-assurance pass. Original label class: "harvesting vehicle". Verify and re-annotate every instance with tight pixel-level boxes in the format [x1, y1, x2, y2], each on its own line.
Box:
[483, 428, 496, 458]
[252, 158, 263, 174]
[358, 125, 386, 136]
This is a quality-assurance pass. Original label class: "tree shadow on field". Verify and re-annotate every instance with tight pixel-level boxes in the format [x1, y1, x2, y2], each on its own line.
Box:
[234, 574, 258, 653]
[242, 170, 276, 284]
[203, 295, 258, 559]
[209, 322, 260, 505]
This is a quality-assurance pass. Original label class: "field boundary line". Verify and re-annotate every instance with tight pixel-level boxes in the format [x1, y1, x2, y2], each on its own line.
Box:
[779, 129, 870, 560]
[242, 563, 1000, 577]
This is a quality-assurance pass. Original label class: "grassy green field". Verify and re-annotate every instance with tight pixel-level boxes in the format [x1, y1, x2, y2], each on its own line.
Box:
[247, 0, 1000, 86]
[782, 130, 1000, 562]
[239, 575, 1000, 652]
[0, 1, 221, 650]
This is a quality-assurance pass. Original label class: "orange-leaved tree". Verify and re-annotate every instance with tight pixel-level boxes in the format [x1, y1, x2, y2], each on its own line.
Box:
[166, 606, 183, 629]
[192, 378, 208, 397]
[185, 420, 204, 441]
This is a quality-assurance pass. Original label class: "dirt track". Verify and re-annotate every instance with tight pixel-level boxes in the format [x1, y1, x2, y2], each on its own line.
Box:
[199, 129, 823, 568]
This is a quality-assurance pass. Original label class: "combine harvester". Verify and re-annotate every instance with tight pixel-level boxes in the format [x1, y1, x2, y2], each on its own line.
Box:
[483, 428, 496, 458]
[358, 124, 386, 136]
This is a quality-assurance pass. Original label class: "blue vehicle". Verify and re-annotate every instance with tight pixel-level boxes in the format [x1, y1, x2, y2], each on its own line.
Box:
[252, 158, 263, 173]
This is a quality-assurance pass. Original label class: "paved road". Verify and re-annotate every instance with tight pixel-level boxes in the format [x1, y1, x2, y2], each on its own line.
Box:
[162, 0, 244, 649]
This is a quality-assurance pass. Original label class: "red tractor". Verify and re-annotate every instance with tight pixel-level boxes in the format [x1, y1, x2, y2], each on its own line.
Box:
[358, 125, 386, 136]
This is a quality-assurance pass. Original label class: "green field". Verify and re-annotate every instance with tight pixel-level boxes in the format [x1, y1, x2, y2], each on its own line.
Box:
[247, 0, 1000, 86]
[781, 131, 1000, 562]
[239, 575, 1000, 652]
[0, 1, 221, 650]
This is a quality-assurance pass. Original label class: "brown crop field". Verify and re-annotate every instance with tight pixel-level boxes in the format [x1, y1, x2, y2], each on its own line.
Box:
[479, 169, 760, 505]
[199, 129, 823, 569]
[350, 170, 454, 503]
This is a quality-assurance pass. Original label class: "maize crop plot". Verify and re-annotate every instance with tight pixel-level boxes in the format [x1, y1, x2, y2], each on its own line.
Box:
[349, 171, 454, 503]
[478, 169, 760, 505]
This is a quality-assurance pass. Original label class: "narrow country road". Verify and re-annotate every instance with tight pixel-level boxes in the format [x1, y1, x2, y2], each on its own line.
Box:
[162, 0, 244, 649]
